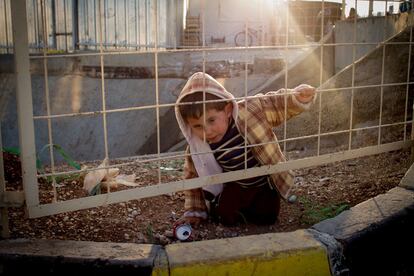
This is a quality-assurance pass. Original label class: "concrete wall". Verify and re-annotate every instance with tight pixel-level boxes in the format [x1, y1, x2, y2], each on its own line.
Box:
[187, 0, 275, 47]
[0, 49, 289, 163]
[0, 53, 187, 163]
[279, 24, 414, 155]
[334, 12, 413, 72]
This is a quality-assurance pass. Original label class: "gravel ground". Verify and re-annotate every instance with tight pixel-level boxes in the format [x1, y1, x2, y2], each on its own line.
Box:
[4, 148, 410, 245]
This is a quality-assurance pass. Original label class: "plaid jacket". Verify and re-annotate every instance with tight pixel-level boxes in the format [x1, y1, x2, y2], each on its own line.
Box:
[183, 89, 314, 212]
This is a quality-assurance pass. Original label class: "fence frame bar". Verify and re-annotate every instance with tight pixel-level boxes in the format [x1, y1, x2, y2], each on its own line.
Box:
[27, 140, 412, 218]
[10, 0, 39, 209]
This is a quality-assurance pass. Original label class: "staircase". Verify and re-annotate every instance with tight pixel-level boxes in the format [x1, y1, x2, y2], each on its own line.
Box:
[183, 15, 201, 47]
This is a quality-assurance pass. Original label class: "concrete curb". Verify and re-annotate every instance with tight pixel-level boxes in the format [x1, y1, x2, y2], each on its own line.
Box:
[313, 186, 414, 275]
[1, 186, 413, 275]
[157, 230, 331, 275]
[0, 239, 161, 275]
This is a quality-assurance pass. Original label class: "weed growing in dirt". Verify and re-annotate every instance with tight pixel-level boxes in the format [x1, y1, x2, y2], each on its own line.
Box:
[145, 223, 155, 243]
[299, 197, 349, 224]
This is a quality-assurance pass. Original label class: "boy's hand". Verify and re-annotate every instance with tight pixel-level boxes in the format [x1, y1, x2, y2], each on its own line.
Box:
[294, 84, 316, 103]
[174, 215, 204, 227]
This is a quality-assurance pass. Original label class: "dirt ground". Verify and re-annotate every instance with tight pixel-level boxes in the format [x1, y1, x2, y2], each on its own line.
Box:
[3, 148, 411, 245]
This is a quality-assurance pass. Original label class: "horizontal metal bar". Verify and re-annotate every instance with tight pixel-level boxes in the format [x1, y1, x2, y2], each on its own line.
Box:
[28, 140, 412, 218]
[78, 41, 168, 48]
[27, 40, 414, 60]
[37, 116, 412, 179]
[28, 44, 319, 59]
[283, 120, 411, 142]
[37, 117, 412, 179]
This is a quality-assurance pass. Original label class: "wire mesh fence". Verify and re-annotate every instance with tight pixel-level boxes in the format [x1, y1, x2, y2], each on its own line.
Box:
[1, 0, 413, 218]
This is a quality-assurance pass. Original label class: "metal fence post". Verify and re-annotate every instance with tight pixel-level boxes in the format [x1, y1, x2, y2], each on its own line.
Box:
[11, 0, 39, 212]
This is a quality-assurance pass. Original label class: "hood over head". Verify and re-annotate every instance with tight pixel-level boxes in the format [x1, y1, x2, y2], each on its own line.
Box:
[175, 72, 238, 196]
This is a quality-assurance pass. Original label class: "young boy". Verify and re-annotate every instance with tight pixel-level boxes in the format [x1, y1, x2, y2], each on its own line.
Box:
[175, 72, 316, 226]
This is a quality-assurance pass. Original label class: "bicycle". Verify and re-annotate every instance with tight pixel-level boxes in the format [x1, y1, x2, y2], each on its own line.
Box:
[234, 26, 264, 47]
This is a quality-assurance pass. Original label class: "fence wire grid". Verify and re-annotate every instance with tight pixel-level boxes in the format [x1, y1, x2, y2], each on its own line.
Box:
[1, 0, 413, 218]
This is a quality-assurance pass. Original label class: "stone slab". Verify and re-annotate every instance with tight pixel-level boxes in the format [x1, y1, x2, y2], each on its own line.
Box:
[312, 187, 414, 240]
[162, 230, 331, 276]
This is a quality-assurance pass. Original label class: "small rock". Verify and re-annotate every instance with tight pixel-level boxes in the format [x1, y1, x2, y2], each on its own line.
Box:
[216, 226, 224, 232]
[135, 233, 147, 243]
[295, 176, 304, 185]
[288, 194, 297, 203]
[164, 230, 174, 238]
[199, 231, 208, 238]
[156, 234, 169, 245]
[224, 231, 238, 238]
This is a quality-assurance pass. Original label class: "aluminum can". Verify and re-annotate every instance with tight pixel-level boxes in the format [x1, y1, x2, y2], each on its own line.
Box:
[173, 223, 192, 241]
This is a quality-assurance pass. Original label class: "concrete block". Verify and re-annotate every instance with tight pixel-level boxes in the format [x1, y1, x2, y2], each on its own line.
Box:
[312, 187, 414, 240]
[0, 239, 161, 275]
[165, 230, 331, 276]
[313, 187, 414, 275]
[400, 163, 414, 190]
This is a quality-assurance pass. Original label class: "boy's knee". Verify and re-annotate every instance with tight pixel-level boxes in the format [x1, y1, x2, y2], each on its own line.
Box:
[213, 206, 240, 225]
[217, 212, 240, 226]
[250, 211, 278, 225]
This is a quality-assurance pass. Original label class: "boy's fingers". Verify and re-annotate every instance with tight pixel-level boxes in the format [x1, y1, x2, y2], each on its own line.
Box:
[174, 216, 203, 227]
[295, 87, 316, 103]
[301, 87, 315, 95]
[187, 216, 202, 226]
[173, 217, 186, 227]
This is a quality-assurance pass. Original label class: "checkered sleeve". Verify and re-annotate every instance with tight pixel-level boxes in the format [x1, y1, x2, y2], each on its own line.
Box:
[183, 147, 208, 212]
[259, 87, 315, 127]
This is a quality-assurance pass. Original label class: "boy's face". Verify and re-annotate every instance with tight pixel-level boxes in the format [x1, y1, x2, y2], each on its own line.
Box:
[186, 103, 233, 144]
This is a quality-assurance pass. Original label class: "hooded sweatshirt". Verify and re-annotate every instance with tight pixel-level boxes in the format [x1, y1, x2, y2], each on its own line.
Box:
[175, 72, 316, 215]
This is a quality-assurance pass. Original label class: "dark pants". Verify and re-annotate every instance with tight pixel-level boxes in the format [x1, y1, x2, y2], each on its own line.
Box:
[208, 183, 280, 226]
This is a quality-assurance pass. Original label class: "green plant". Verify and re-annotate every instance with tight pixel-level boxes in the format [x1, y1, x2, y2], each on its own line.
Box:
[3, 144, 81, 185]
[37, 144, 81, 171]
[299, 197, 349, 225]
[3, 146, 43, 170]
[145, 223, 154, 243]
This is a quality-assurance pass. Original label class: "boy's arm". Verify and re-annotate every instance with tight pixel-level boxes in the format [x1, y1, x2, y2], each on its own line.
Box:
[180, 147, 208, 225]
[259, 84, 316, 127]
